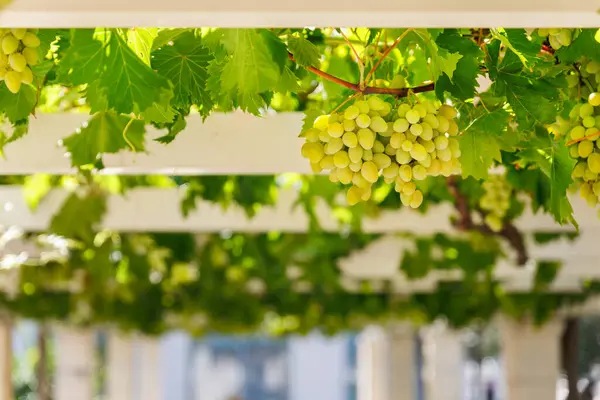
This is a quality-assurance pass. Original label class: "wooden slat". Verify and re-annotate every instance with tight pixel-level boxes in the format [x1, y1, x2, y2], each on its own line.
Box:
[0, 0, 598, 28]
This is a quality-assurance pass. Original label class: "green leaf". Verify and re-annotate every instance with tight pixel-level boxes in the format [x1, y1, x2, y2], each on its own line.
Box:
[490, 29, 542, 68]
[62, 112, 146, 167]
[152, 32, 214, 117]
[0, 85, 36, 123]
[458, 108, 509, 179]
[557, 29, 600, 63]
[219, 29, 284, 112]
[505, 84, 556, 128]
[154, 113, 187, 144]
[517, 130, 576, 225]
[61, 29, 173, 115]
[152, 29, 189, 50]
[435, 30, 483, 100]
[127, 28, 158, 65]
[409, 29, 462, 81]
[287, 35, 320, 67]
[23, 174, 54, 210]
[50, 191, 107, 243]
[0, 119, 28, 157]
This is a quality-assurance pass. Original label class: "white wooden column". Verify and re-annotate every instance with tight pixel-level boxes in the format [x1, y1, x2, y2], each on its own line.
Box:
[499, 316, 562, 400]
[0, 319, 12, 400]
[357, 324, 417, 400]
[388, 324, 417, 400]
[106, 332, 134, 400]
[136, 338, 161, 400]
[421, 321, 464, 400]
[53, 326, 94, 400]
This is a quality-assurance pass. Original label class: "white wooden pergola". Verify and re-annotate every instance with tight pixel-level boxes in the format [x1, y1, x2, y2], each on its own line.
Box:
[0, 3, 599, 400]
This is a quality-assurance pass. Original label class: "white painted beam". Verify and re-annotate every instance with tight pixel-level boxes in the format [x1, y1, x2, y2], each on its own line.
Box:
[1, 185, 597, 234]
[0, 319, 12, 400]
[106, 333, 134, 400]
[0, 0, 598, 27]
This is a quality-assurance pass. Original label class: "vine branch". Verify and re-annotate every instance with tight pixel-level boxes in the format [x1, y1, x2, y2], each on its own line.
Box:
[447, 177, 529, 266]
[288, 52, 435, 98]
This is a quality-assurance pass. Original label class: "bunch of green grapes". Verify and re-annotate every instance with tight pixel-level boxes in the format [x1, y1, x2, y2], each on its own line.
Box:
[535, 28, 574, 50]
[0, 28, 40, 94]
[479, 175, 512, 232]
[300, 95, 461, 208]
[564, 58, 600, 101]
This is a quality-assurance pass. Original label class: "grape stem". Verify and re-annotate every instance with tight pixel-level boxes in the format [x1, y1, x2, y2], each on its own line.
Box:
[447, 176, 529, 266]
[288, 52, 435, 97]
[566, 130, 600, 146]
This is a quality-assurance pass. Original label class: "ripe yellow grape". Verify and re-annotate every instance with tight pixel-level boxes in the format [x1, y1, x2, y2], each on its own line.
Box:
[8, 53, 26, 72]
[10, 29, 26, 40]
[342, 131, 358, 147]
[4, 71, 21, 93]
[20, 66, 33, 84]
[325, 138, 344, 154]
[343, 119, 356, 132]
[22, 32, 40, 48]
[370, 116, 388, 133]
[373, 153, 391, 169]
[579, 140, 594, 158]
[333, 151, 350, 168]
[410, 190, 424, 208]
[2, 35, 18, 55]
[362, 149, 373, 161]
[590, 93, 600, 107]
[347, 186, 363, 205]
[337, 167, 353, 184]
[344, 105, 359, 120]
[357, 128, 375, 149]
[393, 118, 409, 133]
[356, 114, 371, 129]
[405, 110, 420, 124]
[328, 122, 344, 138]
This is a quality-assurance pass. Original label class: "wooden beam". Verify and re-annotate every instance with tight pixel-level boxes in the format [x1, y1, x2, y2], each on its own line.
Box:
[0, 0, 598, 28]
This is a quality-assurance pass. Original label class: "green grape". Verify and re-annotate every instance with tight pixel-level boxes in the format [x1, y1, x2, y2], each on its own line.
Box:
[344, 105, 359, 120]
[412, 165, 427, 180]
[437, 116, 450, 133]
[428, 159, 441, 175]
[413, 104, 427, 118]
[393, 118, 409, 133]
[398, 165, 412, 182]
[389, 75, 406, 89]
[423, 114, 439, 129]
[348, 146, 363, 163]
[10, 29, 26, 40]
[319, 130, 331, 143]
[319, 155, 334, 169]
[314, 115, 329, 130]
[337, 167, 353, 184]
[584, 169, 598, 182]
[385, 144, 396, 156]
[328, 122, 344, 138]
[347, 186, 363, 205]
[342, 131, 358, 147]
[448, 121, 459, 136]
[581, 103, 595, 118]
[390, 132, 406, 149]
[353, 172, 371, 189]
[362, 149, 373, 161]
[329, 169, 339, 182]
[380, 102, 392, 117]
[356, 114, 371, 128]
[579, 140, 594, 158]
[410, 123, 423, 136]
[405, 110, 420, 124]
[411, 144, 428, 161]
[325, 137, 344, 154]
[570, 145, 580, 158]
[305, 128, 320, 142]
[588, 153, 600, 173]
[349, 161, 362, 172]
[382, 163, 399, 178]
[567, 75, 579, 88]
[589, 93, 600, 107]
[587, 61, 600, 75]
[400, 193, 412, 206]
[310, 162, 322, 173]
[409, 190, 423, 209]
[343, 119, 356, 132]
[22, 32, 40, 48]
[8, 53, 26, 72]
[357, 128, 375, 149]
[395, 149, 411, 164]
[401, 140, 413, 152]
[370, 116, 388, 133]
[23, 47, 39, 66]
[402, 181, 416, 195]
[570, 126, 585, 140]
[434, 135, 449, 150]
[334, 151, 350, 168]
[1, 35, 19, 55]
[372, 140, 385, 153]
[556, 29, 572, 47]
[420, 122, 433, 140]
[421, 139, 435, 154]
[367, 96, 385, 111]
[583, 116, 596, 128]
[4, 71, 21, 94]
[397, 103, 411, 118]
[301, 142, 324, 163]
[438, 104, 458, 119]
[573, 161, 587, 178]
[373, 153, 391, 169]
[361, 161, 379, 183]
[361, 187, 372, 201]
[537, 28, 549, 37]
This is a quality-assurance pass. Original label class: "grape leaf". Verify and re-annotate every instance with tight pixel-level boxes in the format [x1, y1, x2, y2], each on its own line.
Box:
[0, 85, 35, 124]
[435, 30, 483, 100]
[127, 28, 157, 65]
[62, 112, 146, 167]
[557, 29, 600, 63]
[0, 120, 28, 157]
[300, 109, 324, 135]
[219, 29, 284, 112]
[505, 84, 556, 129]
[61, 29, 173, 115]
[409, 29, 462, 81]
[152, 29, 189, 50]
[517, 131, 576, 225]
[23, 174, 54, 210]
[287, 35, 320, 67]
[458, 108, 509, 179]
[50, 191, 107, 243]
[152, 32, 214, 117]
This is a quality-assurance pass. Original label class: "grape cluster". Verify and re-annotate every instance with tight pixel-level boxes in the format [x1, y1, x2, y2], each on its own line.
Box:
[535, 28, 574, 50]
[479, 175, 512, 232]
[0, 29, 40, 94]
[565, 58, 600, 102]
[300, 95, 461, 208]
